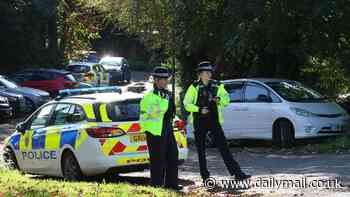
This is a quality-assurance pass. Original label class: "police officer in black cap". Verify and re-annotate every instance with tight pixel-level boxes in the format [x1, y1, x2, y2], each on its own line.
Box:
[183, 61, 251, 183]
[140, 67, 182, 190]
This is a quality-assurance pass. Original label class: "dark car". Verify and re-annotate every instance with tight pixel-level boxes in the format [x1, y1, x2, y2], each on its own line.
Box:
[10, 69, 79, 97]
[0, 90, 26, 116]
[99, 56, 131, 84]
[0, 96, 12, 120]
[0, 75, 51, 112]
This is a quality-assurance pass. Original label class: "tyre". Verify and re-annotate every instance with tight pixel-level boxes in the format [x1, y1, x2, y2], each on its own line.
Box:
[273, 119, 295, 148]
[61, 151, 83, 181]
[3, 147, 19, 170]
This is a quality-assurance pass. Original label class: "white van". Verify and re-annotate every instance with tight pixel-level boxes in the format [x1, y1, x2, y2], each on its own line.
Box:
[187, 78, 350, 147]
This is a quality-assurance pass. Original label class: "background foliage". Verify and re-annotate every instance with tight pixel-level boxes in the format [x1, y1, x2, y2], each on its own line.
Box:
[1, 0, 350, 96]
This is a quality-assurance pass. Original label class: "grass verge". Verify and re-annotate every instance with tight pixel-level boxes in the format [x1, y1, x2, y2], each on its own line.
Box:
[0, 169, 180, 197]
[318, 136, 350, 153]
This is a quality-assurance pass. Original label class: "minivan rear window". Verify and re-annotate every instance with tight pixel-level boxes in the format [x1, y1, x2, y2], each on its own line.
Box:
[108, 99, 140, 121]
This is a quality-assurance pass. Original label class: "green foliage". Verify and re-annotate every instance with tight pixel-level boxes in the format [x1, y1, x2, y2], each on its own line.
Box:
[2, 0, 350, 97]
[318, 136, 350, 153]
[59, 10, 100, 62]
[301, 57, 349, 98]
[128, 58, 154, 71]
[0, 0, 102, 72]
[92, 0, 350, 93]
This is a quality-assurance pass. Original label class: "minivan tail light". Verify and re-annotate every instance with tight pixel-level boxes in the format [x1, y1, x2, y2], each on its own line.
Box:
[174, 120, 186, 134]
[86, 127, 126, 138]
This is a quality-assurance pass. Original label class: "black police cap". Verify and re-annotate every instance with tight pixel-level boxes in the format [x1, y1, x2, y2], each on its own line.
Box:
[151, 67, 171, 78]
[197, 61, 214, 72]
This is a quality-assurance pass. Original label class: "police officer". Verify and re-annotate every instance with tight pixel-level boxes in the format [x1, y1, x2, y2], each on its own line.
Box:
[140, 67, 182, 190]
[183, 61, 251, 182]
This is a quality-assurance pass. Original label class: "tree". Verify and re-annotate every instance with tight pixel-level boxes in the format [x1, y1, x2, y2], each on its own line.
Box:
[95, 0, 350, 94]
[0, 0, 101, 72]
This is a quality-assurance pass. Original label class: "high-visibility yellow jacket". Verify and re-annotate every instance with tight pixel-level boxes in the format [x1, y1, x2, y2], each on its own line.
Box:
[183, 80, 230, 125]
[139, 90, 170, 136]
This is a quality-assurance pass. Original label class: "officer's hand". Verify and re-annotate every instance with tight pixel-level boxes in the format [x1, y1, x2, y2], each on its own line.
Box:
[212, 96, 221, 103]
[201, 107, 209, 114]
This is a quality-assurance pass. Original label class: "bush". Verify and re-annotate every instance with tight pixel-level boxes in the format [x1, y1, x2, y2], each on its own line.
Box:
[318, 136, 350, 153]
[301, 57, 349, 98]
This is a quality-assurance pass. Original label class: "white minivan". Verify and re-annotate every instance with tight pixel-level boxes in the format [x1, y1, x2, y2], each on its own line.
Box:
[187, 78, 350, 147]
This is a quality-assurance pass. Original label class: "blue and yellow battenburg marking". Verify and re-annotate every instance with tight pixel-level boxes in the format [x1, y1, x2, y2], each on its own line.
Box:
[7, 127, 89, 157]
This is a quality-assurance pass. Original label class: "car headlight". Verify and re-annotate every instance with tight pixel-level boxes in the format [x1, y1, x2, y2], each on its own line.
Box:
[290, 107, 317, 117]
[0, 97, 8, 103]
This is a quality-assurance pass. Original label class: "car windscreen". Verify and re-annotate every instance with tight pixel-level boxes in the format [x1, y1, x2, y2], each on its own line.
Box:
[67, 65, 91, 73]
[108, 99, 140, 121]
[266, 81, 325, 102]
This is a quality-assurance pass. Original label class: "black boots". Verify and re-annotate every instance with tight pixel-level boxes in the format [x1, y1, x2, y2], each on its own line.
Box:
[235, 172, 251, 180]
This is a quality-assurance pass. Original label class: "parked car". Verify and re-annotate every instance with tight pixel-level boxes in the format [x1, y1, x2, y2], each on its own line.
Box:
[0, 75, 50, 112]
[10, 69, 79, 97]
[2, 87, 188, 180]
[0, 90, 26, 116]
[187, 78, 350, 147]
[0, 96, 12, 119]
[99, 56, 131, 84]
[66, 62, 109, 86]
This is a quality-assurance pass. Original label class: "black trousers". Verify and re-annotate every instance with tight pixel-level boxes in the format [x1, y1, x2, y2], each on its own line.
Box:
[194, 116, 242, 180]
[146, 130, 179, 188]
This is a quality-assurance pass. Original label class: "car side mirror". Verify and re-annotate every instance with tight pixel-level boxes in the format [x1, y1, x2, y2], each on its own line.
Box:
[65, 113, 83, 123]
[16, 122, 26, 134]
[257, 95, 272, 103]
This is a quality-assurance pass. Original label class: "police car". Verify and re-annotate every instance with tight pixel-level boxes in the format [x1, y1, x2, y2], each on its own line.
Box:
[67, 62, 110, 86]
[2, 87, 188, 180]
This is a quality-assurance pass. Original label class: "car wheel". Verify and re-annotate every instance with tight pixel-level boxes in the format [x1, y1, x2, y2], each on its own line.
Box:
[61, 151, 83, 181]
[205, 131, 215, 148]
[273, 119, 295, 148]
[3, 147, 19, 170]
[24, 98, 35, 113]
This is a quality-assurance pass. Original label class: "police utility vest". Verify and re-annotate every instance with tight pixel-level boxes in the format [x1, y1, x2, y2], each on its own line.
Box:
[183, 80, 230, 125]
[140, 89, 170, 136]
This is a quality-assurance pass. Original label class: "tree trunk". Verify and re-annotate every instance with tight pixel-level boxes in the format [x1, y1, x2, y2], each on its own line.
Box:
[48, 0, 58, 65]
